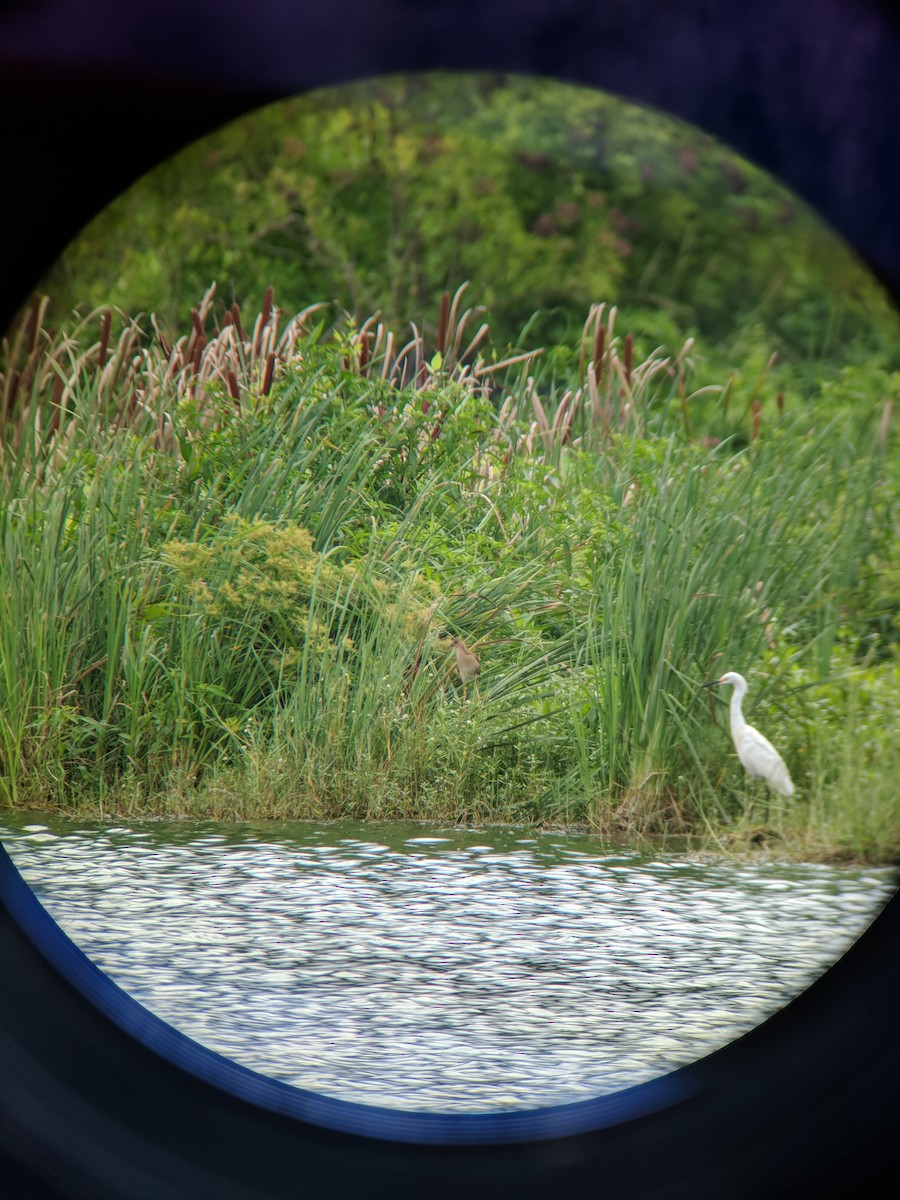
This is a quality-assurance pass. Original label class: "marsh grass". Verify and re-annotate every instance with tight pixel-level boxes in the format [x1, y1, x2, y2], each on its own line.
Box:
[1, 290, 897, 860]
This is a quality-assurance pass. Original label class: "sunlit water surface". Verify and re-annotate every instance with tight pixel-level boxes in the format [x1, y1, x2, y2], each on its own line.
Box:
[1, 813, 895, 1111]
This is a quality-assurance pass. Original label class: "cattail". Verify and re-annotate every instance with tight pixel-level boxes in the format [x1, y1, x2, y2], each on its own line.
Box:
[380, 330, 395, 382]
[185, 317, 198, 361]
[97, 310, 111, 370]
[437, 289, 450, 355]
[358, 332, 369, 375]
[261, 285, 274, 329]
[592, 322, 605, 387]
[776, 391, 784, 416]
[457, 321, 490, 368]
[262, 352, 275, 396]
[255, 286, 275, 360]
[623, 332, 633, 387]
[227, 370, 241, 406]
[553, 389, 574, 446]
[231, 303, 245, 342]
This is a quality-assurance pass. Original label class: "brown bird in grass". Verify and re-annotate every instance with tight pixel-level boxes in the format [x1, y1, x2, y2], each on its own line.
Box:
[450, 637, 481, 700]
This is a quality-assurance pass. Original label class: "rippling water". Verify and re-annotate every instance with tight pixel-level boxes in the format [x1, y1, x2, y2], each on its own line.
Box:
[1, 813, 895, 1111]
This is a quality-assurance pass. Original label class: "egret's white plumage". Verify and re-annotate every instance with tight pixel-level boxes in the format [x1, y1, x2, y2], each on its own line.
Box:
[704, 671, 794, 797]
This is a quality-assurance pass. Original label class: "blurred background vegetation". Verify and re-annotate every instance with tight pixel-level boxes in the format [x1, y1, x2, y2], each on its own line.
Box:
[41, 73, 900, 392]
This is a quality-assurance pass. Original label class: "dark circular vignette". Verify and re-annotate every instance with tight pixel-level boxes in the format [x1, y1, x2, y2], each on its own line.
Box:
[1, 1, 899, 1197]
[1, 0, 899, 332]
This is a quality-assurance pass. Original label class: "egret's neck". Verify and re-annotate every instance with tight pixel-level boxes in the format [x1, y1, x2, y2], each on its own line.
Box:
[728, 682, 748, 739]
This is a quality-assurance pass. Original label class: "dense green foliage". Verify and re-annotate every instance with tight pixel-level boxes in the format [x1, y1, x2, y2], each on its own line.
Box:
[1, 297, 897, 861]
[41, 74, 900, 393]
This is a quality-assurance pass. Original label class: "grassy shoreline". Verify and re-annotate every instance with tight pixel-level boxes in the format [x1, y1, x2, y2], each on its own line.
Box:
[1, 291, 898, 864]
[4, 797, 894, 869]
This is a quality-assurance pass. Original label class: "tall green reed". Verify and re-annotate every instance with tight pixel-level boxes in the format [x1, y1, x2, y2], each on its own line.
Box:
[547, 410, 889, 832]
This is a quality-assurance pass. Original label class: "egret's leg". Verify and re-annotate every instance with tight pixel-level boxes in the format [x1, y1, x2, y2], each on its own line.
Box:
[747, 777, 761, 826]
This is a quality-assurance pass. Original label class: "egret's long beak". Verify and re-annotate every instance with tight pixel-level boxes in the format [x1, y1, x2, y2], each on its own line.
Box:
[701, 680, 721, 688]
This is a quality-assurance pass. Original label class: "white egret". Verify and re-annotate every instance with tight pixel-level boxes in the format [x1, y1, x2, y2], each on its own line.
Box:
[703, 671, 794, 798]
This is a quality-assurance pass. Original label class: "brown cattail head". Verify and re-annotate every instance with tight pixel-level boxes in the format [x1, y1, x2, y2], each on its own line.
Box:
[262, 352, 276, 397]
[231, 303, 245, 342]
[358, 333, 369, 375]
[776, 391, 784, 416]
[261, 285, 275, 329]
[592, 322, 606, 386]
[623, 332, 633, 386]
